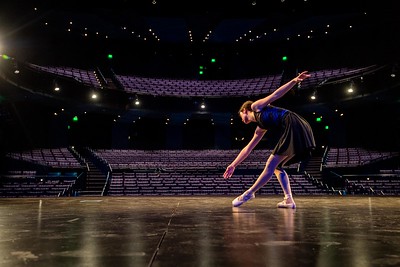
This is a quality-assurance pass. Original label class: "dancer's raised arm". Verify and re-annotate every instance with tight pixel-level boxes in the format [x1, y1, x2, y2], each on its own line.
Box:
[251, 71, 310, 112]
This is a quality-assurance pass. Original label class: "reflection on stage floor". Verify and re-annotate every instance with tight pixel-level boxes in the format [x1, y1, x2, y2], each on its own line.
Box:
[0, 196, 399, 267]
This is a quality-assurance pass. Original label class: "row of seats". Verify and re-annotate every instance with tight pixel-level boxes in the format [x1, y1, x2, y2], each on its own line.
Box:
[6, 148, 85, 169]
[345, 176, 400, 195]
[107, 172, 326, 196]
[0, 178, 75, 197]
[27, 63, 104, 89]
[324, 147, 398, 167]
[91, 148, 299, 170]
[25, 62, 381, 97]
[5, 147, 396, 170]
[114, 74, 282, 97]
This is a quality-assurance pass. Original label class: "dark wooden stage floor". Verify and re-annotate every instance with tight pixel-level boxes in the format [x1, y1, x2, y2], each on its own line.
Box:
[1, 196, 400, 267]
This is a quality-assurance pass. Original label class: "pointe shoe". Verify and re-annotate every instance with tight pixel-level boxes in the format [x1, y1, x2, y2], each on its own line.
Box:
[232, 191, 255, 207]
[277, 198, 296, 209]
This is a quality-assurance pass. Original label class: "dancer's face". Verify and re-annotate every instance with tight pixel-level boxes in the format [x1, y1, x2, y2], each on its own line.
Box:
[239, 110, 251, 124]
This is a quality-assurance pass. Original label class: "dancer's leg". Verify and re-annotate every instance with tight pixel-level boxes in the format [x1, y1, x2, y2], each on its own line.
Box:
[232, 154, 287, 207]
[274, 167, 293, 199]
[275, 167, 296, 208]
[248, 154, 287, 193]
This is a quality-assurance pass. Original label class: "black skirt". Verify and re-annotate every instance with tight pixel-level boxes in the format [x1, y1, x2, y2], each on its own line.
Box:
[272, 111, 316, 166]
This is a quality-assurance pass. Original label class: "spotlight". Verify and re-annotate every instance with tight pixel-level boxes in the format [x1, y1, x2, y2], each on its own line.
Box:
[391, 64, 398, 78]
[53, 80, 60, 91]
[310, 91, 317, 100]
[200, 99, 206, 109]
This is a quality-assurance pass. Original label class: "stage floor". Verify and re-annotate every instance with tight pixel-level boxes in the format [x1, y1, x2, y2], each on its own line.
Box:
[0, 196, 400, 267]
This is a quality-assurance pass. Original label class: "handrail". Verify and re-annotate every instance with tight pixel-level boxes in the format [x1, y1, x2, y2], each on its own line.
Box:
[101, 171, 110, 196]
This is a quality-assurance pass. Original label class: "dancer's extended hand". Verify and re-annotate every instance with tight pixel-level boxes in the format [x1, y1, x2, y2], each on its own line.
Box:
[293, 71, 310, 83]
[223, 165, 235, 179]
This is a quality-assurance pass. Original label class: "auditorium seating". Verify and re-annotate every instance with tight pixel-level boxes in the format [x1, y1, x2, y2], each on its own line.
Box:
[27, 63, 104, 89]
[2, 147, 399, 197]
[322, 147, 400, 195]
[299, 65, 380, 88]
[106, 171, 324, 196]
[342, 168, 400, 195]
[89, 149, 325, 196]
[0, 172, 77, 197]
[323, 147, 398, 168]
[115, 65, 377, 97]
[113, 74, 283, 97]
[23, 61, 382, 98]
[6, 147, 86, 169]
[91, 148, 277, 170]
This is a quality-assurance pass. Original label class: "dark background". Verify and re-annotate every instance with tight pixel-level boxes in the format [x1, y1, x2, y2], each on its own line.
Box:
[0, 0, 399, 152]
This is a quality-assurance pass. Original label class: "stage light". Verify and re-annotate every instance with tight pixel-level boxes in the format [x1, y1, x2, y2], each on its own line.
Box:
[53, 80, 60, 91]
[310, 90, 317, 100]
[347, 81, 355, 94]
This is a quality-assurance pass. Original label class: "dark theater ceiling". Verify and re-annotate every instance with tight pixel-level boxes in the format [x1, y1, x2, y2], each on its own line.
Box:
[1, 0, 399, 79]
[0, 0, 398, 122]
